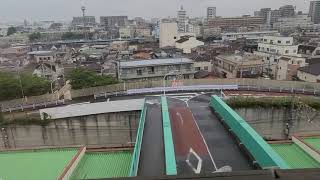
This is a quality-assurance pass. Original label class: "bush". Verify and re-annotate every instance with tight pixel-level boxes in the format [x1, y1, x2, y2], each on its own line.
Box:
[225, 96, 320, 110]
[67, 68, 118, 90]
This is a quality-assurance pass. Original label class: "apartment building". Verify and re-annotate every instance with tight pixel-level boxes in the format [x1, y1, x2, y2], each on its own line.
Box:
[117, 58, 194, 82]
[214, 54, 264, 78]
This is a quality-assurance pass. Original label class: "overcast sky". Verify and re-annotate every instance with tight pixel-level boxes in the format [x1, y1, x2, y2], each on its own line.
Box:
[0, 0, 313, 22]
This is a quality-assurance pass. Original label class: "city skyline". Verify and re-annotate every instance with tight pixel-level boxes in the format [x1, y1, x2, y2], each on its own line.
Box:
[0, 0, 314, 22]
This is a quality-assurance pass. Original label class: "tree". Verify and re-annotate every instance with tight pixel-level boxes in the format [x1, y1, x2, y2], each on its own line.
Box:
[61, 32, 84, 40]
[49, 23, 62, 30]
[0, 72, 50, 101]
[7, 27, 17, 36]
[67, 68, 117, 89]
[28, 32, 41, 42]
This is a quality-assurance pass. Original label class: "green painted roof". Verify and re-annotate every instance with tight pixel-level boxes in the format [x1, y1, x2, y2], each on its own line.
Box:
[304, 137, 320, 151]
[0, 148, 77, 180]
[271, 143, 320, 169]
[70, 151, 132, 179]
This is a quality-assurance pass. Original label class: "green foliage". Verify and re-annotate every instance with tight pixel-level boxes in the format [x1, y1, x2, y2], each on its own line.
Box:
[226, 96, 320, 110]
[0, 72, 50, 101]
[67, 68, 117, 90]
[28, 32, 41, 42]
[0, 117, 49, 126]
[7, 27, 17, 36]
[61, 32, 84, 40]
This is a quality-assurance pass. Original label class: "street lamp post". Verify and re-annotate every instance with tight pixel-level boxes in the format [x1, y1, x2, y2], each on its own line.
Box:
[163, 70, 179, 96]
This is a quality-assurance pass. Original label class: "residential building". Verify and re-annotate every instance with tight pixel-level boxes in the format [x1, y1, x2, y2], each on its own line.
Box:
[117, 58, 195, 82]
[259, 8, 272, 22]
[0, 45, 29, 55]
[119, 26, 134, 39]
[0, 33, 29, 46]
[276, 56, 307, 80]
[309, 1, 320, 24]
[279, 5, 295, 17]
[159, 22, 178, 48]
[273, 15, 315, 33]
[203, 26, 222, 39]
[28, 51, 56, 63]
[214, 54, 264, 78]
[135, 27, 151, 38]
[254, 36, 299, 77]
[207, 7, 217, 19]
[177, 6, 187, 32]
[221, 31, 279, 42]
[194, 60, 212, 73]
[72, 16, 96, 26]
[111, 41, 129, 51]
[266, 10, 281, 27]
[188, 24, 202, 37]
[175, 36, 204, 54]
[33, 63, 64, 81]
[297, 63, 320, 82]
[207, 16, 265, 32]
[100, 16, 128, 27]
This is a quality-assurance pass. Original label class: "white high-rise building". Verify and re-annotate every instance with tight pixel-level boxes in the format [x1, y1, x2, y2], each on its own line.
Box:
[177, 5, 187, 33]
[207, 7, 216, 19]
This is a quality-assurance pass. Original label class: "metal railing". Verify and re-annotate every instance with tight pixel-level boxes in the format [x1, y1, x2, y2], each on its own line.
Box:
[129, 99, 147, 176]
[2, 78, 319, 112]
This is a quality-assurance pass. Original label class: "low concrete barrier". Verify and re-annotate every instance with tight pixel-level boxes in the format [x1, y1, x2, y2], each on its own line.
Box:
[210, 95, 289, 169]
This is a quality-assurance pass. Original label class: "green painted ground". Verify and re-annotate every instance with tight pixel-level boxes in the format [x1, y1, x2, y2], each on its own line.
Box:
[304, 137, 320, 151]
[271, 143, 320, 169]
[70, 151, 132, 179]
[0, 148, 77, 180]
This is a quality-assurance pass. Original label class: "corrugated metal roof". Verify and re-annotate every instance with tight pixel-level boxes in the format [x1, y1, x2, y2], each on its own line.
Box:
[119, 58, 193, 68]
[304, 137, 320, 151]
[271, 143, 320, 169]
[70, 151, 132, 179]
[39, 99, 144, 120]
[0, 148, 77, 180]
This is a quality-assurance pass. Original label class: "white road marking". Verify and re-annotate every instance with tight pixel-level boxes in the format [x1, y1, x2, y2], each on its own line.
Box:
[189, 107, 218, 171]
[176, 112, 184, 125]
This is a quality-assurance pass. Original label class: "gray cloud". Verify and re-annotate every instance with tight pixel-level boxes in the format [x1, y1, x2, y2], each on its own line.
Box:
[0, 0, 313, 22]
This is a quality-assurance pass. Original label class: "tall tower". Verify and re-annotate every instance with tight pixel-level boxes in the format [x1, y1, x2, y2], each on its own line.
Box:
[81, 5, 87, 40]
[177, 5, 187, 33]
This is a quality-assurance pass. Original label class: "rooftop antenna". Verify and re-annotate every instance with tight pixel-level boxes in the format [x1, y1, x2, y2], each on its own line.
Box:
[81, 0, 87, 40]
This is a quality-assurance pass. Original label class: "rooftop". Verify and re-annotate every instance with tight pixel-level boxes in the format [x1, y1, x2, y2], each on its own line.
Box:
[119, 58, 193, 68]
[27, 50, 54, 56]
[0, 148, 78, 180]
[298, 63, 320, 76]
[303, 137, 320, 151]
[270, 143, 320, 169]
[217, 54, 263, 66]
[70, 151, 132, 179]
[39, 99, 144, 119]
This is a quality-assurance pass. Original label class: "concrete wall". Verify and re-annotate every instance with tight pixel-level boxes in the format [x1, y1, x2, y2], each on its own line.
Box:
[0, 111, 140, 149]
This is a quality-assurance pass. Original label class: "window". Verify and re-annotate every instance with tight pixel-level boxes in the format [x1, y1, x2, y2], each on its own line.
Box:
[267, 57, 270, 60]
[204, 66, 209, 71]
[270, 40, 273, 44]
[267, 48, 269, 52]
[195, 67, 201, 71]
[174, 36, 177, 39]
[263, 39, 267, 42]
[147, 67, 155, 74]
[293, 50, 297, 53]
[274, 59, 278, 62]
[286, 41, 290, 44]
[137, 69, 142, 76]
[277, 40, 281, 44]
[285, 50, 289, 54]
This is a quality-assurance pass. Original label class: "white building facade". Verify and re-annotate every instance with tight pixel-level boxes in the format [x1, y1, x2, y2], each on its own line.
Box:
[254, 36, 299, 78]
[159, 22, 179, 48]
[175, 37, 204, 54]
